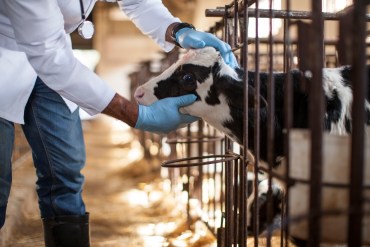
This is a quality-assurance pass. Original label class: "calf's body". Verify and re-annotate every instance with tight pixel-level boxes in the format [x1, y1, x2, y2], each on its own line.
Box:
[135, 47, 370, 242]
[135, 47, 370, 166]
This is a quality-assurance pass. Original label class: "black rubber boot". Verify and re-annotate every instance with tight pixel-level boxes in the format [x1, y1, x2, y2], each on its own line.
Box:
[42, 213, 90, 247]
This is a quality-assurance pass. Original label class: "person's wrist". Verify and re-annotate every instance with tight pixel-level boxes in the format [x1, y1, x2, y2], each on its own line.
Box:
[165, 22, 181, 45]
[166, 22, 195, 48]
[102, 93, 138, 127]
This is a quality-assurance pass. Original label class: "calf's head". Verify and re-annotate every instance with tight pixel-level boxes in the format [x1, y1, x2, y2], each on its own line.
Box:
[135, 47, 265, 143]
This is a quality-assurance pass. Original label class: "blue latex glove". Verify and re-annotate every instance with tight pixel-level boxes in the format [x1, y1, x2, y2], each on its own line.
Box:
[135, 94, 199, 133]
[176, 28, 239, 69]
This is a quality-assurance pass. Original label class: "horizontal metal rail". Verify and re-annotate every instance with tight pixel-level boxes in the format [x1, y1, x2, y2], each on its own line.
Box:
[205, 8, 370, 21]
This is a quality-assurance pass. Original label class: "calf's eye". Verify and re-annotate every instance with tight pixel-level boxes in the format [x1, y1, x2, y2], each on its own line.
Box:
[183, 73, 195, 82]
[181, 73, 197, 91]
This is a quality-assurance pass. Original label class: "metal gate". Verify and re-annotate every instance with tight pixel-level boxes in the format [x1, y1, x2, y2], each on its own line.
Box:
[131, 1, 370, 246]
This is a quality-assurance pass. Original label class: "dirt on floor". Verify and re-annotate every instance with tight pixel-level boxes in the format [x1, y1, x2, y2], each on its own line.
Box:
[5, 116, 217, 247]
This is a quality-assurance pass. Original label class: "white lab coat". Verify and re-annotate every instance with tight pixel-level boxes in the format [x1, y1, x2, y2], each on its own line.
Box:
[0, 0, 179, 124]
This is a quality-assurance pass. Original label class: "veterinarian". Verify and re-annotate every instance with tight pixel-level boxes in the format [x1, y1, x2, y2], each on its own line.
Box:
[0, 0, 238, 246]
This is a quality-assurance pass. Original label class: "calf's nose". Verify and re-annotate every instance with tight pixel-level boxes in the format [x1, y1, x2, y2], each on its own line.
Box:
[134, 88, 145, 101]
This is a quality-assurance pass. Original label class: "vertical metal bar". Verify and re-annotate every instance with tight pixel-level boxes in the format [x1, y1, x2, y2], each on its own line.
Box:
[266, 0, 275, 246]
[283, 0, 292, 246]
[239, 158, 247, 247]
[186, 127, 192, 228]
[233, 0, 239, 49]
[348, 0, 367, 246]
[242, 0, 250, 242]
[283, 21, 287, 73]
[198, 122, 204, 212]
[233, 160, 239, 245]
[308, 0, 324, 246]
[253, 1, 261, 245]
[225, 160, 234, 247]
[217, 226, 225, 247]
[280, 194, 286, 247]
[221, 140, 225, 216]
[224, 5, 232, 247]
[238, 4, 247, 247]
[212, 128, 218, 233]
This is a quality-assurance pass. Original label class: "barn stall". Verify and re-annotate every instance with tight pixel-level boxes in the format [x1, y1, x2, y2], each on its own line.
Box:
[130, 0, 370, 246]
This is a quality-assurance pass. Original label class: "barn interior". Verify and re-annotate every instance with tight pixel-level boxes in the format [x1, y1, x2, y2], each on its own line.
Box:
[1, 0, 369, 247]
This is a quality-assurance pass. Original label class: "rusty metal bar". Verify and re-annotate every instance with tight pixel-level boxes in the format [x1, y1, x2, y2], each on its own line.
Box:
[242, 0, 250, 244]
[186, 127, 192, 228]
[197, 122, 204, 217]
[348, 0, 367, 246]
[266, 0, 275, 246]
[283, 1, 293, 246]
[308, 1, 324, 246]
[232, 0, 239, 49]
[206, 8, 370, 21]
[224, 5, 232, 247]
[225, 159, 234, 247]
[220, 146, 225, 227]
[212, 149, 217, 233]
[247, 38, 350, 45]
[260, 165, 370, 188]
[253, 1, 261, 246]
[239, 158, 247, 247]
[162, 154, 239, 168]
[233, 160, 239, 245]
[217, 227, 225, 247]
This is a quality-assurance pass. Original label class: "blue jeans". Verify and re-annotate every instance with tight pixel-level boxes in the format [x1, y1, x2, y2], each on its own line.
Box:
[0, 77, 86, 228]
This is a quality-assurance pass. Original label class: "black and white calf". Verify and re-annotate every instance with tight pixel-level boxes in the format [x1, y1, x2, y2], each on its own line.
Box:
[134, 47, 370, 237]
[135, 47, 370, 162]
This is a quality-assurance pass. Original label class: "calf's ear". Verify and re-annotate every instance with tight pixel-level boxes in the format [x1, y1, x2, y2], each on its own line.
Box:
[248, 86, 268, 109]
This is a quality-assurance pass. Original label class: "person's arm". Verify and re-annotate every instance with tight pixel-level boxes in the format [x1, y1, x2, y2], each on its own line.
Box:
[3, 0, 197, 133]
[118, 0, 180, 52]
[119, 0, 239, 68]
[102, 94, 138, 127]
[3, 0, 115, 116]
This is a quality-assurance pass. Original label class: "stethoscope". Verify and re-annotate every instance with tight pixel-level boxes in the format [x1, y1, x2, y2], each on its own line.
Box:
[78, 0, 121, 39]
[78, 0, 94, 39]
